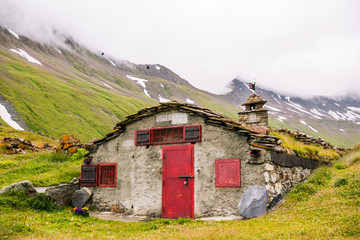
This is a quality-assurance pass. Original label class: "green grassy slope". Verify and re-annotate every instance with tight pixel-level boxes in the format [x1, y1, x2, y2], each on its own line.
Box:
[0, 50, 153, 141]
[0, 148, 359, 239]
[0, 46, 244, 142]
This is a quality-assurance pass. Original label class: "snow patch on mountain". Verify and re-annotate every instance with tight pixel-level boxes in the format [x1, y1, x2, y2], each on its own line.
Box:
[343, 110, 360, 121]
[265, 105, 281, 112]
[339, 128, 345, 132]
[155, 65, 161, 70]
[328, 111, 341, 120]
[334, 103, 340, 106]
[160, 83, 164, 88]
[0, 103, 24, 130]
[8, 29, 19, 39]
[101, 81, 113, 89]
[108, 59, 117, 67]
[54, 47, 62, 54]
[271, 95, 280, 104]
[186, 98, 194, 104]
[287, 108, 302, 115]
[326, 109, 360, 121]
[277, 116, 287, 122]
[126, 75, 151, 97]
[311, 109, 326, 117]
[10, 49, 42, 65]
[285, 97, 311, 115]
[300, 120, 319, 132]
[347, 107, 360, 113]
[158, 95, 170, 103]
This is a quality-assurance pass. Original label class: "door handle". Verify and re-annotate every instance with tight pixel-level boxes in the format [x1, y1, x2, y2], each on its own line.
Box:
[178, 176, 193, 185]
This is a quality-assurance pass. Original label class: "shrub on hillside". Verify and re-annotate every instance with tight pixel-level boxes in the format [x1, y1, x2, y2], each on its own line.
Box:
[29, 193, 59, 212]
[0, 191, 59, 212]
[70, 148, 89, 162]
[307, 167, 332, 186]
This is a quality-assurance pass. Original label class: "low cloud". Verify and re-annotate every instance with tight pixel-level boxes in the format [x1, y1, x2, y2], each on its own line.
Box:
[1, 0, 359, 97]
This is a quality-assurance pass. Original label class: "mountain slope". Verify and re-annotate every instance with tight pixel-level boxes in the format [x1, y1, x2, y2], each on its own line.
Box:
[0, 26, 240, 141]
[0, 25, 359, 147]
[223, 79, 360, 147]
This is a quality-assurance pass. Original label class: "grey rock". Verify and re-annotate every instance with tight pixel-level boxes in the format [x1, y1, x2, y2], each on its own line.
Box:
[45, 183, 80, 207]
[0, 180, 37, 196]
[72, 187, 93, 209]
[238, 185, 268, 218]
[264, 163, 274, 171]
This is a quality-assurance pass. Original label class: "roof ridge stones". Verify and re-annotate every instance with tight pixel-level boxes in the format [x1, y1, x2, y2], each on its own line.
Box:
[93, 101, 278, 149]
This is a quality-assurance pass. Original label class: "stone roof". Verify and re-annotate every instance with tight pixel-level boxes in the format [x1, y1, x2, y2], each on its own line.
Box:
[93, 101, 278, 149]
[242, 94, 267, 106]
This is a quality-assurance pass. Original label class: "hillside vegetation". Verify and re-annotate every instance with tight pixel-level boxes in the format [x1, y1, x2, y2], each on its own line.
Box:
[0, 126, 58, 146]
[270, 131, 341, 160]
[0, 51, 152, 141]
[0, 47, 241, 143]
[0, 146, 359, 239]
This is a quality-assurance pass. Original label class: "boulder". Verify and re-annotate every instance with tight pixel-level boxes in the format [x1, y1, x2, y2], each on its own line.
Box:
[0, 180, 37, 196]
[238, 185, 268, 218]
[0, 137, 39, 154]
[45, 183, 80, 207]
[72, 187, 93, 209]
[56, 134, 82, 155]
[83, 143, 97, 153]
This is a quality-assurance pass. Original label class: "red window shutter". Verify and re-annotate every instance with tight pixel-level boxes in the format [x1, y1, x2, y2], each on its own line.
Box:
[99, 163, 117, 187]
[184, 125, 201, 142]
[215, 159, 241, 187]
[81, 164, 98, 186]
[153, 126, 184, 144]
[135, 129, 150, 145]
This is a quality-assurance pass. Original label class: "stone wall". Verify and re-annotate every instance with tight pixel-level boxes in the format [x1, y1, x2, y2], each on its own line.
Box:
[274, 129, 345, 156]
[262, 162, 311, 205]
[238, 110, 269, 127]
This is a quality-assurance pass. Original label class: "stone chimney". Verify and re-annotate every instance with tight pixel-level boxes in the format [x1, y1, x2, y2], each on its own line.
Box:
[238, 94, 269, 127]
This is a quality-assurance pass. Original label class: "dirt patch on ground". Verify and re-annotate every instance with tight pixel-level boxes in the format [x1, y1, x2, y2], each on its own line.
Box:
[90, 211, 243, 222]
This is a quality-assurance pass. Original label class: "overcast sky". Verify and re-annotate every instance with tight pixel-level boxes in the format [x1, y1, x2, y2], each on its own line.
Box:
[1, 0, 360, 97]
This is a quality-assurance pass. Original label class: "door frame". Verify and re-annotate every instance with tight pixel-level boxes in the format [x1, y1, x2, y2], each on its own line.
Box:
[162, 144, 194, 219]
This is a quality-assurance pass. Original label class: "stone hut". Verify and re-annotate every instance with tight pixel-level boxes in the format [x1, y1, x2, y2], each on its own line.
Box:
[81, 101, 316, 219]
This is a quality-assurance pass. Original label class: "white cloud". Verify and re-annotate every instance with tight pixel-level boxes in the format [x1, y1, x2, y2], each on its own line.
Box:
[1, 0, 359, 97]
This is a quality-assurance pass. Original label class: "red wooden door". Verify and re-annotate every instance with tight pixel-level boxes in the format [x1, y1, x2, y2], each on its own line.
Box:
[162, 145, 194, 219]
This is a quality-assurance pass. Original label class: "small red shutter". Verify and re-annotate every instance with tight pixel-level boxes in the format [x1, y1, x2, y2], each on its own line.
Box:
[184, 125, 201, 142]
[135, 129, 150, 145]
[215, 159, 241, 187]
[99, 163, 117, 187]
[81, 164, 98, 186]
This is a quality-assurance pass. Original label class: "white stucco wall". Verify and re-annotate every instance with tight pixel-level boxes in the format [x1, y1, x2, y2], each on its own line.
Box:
[90, 110, 269, 217]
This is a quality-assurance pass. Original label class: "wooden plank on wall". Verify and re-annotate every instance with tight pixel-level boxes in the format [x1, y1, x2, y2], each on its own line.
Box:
[271, 152, 319, 169]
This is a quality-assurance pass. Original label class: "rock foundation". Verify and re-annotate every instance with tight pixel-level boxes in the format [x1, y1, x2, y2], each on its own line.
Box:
[263, 162, 312, 204]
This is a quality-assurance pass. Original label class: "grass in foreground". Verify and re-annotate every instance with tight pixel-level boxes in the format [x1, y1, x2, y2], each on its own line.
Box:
[0, 149, 359, 239]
